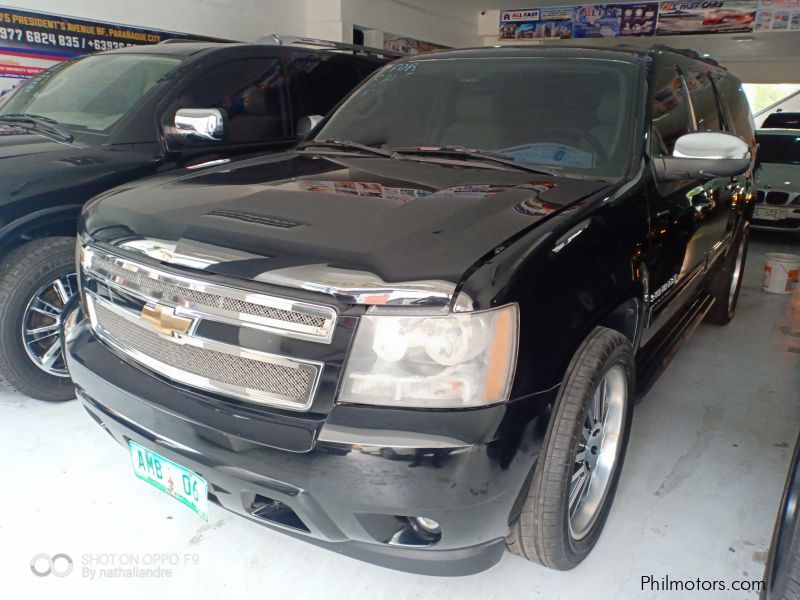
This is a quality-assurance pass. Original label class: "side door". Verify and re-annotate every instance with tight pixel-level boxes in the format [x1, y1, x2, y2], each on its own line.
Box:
[640, 56, 714, 346]
[158, 52, 296, 162]
[686, 63, 739, 271]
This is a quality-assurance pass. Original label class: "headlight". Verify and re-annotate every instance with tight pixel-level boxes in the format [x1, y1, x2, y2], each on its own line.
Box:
[338, 304, 518, 409]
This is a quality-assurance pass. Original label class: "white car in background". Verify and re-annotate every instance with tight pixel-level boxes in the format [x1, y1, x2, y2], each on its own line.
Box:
[753, 128, 800, 233]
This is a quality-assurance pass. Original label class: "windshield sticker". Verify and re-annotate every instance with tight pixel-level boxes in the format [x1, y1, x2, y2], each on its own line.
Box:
[497, 144, 595, 168]
[372, 62, 418, 88]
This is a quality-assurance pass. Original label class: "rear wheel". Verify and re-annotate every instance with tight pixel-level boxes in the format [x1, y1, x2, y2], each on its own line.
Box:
[705, 223, 749, 325]
[762, 436, 800, 599]
[507, 327, 634, 570]
[0, 237, 78, 401]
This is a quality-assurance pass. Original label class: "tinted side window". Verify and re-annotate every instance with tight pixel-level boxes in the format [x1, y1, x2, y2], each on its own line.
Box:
[290, 54, 369, 118]
[717, 76, 755, 142]
[651, 65, 691, 155]
[686, 67, 722, 131]
[172, 57, 290, 144]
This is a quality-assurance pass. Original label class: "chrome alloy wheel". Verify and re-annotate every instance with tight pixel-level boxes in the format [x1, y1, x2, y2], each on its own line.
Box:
[568, 364, 627, 541]
[728, 237, 746, 310]
[21, 273, 78, 377]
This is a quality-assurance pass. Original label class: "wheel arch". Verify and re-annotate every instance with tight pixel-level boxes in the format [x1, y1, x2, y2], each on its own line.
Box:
[0, 205, 82, 257]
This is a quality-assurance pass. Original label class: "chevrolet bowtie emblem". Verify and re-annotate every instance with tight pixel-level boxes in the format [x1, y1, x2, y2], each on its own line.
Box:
[140, 304, 193, 336]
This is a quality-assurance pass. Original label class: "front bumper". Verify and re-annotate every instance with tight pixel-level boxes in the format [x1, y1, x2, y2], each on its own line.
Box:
[751, 205, 800, 232]
[65, 312, 544, 576]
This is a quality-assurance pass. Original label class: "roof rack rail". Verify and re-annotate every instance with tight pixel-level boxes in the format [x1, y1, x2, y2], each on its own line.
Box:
[648, 43, 725, 69]
[158, 38, 203, 44]
[257, 34, 404, 59]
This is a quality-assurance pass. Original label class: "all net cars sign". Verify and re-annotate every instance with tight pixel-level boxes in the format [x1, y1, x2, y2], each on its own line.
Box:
[0, 6, 222, 94]
[501, 7, 576, 38]
[500, 3, 662, 38]
[500, 0, 790, 37]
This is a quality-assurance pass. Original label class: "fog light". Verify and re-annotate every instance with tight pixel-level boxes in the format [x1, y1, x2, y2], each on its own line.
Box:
[412, 516, 441, 534]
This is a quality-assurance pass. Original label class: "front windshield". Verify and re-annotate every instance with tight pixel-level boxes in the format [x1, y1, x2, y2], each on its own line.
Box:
[317, 56, 640, 178]
[0, 53, 182, 132]
[756, 134, 800, 165]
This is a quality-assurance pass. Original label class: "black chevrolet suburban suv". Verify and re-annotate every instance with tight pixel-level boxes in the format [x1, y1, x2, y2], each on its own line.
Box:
[0, 37, 390, 401]
[65, 45, 756, 574]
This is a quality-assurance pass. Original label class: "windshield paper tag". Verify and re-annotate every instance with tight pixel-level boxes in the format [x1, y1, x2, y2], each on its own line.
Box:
[497, 143, 594, 168]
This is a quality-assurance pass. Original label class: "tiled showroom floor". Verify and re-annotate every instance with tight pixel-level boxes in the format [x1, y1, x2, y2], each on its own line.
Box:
[1, 234, 798, 600]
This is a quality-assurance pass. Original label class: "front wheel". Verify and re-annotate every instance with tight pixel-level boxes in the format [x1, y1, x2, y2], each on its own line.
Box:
[0, 237, 78, 401]
[705, 223, 749, 325]
[507, 327, 634, 570]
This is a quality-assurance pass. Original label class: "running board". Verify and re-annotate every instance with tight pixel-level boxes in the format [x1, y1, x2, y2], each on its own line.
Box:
[635, 293, 715, 399]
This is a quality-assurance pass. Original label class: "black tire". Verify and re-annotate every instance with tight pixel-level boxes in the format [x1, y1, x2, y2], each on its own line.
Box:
[705, 222, 749, 325]
[762, 436, 800, 600]
[507, 326, 634, 570]
[0, 237, 77, 401]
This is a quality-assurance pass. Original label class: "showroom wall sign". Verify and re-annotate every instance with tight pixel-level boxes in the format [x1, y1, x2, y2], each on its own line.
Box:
[500, 0, 798, 38]
[383, 32, 449, 55]
[656, 0, 758, 35]
[755, 0, 800, 29]
[0, 6, 223, 94]
[501, 4, 658, 38]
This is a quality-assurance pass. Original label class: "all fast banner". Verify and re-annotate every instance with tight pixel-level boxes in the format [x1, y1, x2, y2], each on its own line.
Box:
[0, 6, 222, 94]
[499, 1, 798, 38]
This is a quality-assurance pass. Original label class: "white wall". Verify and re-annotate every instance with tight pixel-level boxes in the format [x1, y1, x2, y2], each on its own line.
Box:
[0, 0, 307, 41]
[340, 0, 479, 47]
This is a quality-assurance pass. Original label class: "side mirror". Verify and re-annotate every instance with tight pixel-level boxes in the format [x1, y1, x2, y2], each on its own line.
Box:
[172, 108, 226, 141]
[296, 114, 323, 137]
[653, 131, 751, 181]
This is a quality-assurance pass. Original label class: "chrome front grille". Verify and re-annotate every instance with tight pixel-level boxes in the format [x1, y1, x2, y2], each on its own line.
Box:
[80, 245, 331, 410]
[83, 246, 336, 342]
[765, 191, 790, 206]
[92, 301, 315, 405]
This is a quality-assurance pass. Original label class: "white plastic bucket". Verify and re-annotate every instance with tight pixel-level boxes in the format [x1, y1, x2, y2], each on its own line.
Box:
[763, 253, 800, 294]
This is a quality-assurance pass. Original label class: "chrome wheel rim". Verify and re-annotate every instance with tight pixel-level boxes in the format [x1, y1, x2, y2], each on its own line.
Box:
[568, 364, 627, 541]
[21, 273, 78, 377]
[728, 238, 746, 310]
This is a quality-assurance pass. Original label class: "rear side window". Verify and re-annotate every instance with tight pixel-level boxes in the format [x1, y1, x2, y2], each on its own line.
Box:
[716, 76, 755, 142]
[762, 112, 800, 129]
[289, 54, 370, 118]
[651, 65, 691, 155]
[168, 57, 291, 144]
[755, 134, 800, 164]
[685, 68, 722, 132]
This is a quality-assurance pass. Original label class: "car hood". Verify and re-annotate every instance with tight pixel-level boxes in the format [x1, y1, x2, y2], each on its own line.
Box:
[0, 123, 79, 159]
[85, 152, 610, 289]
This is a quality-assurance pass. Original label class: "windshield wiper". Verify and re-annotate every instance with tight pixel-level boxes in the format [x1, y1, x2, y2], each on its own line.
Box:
[0, 113, 73, 142]
[297, 138, 393, 157]
[391, 146, 558, 176]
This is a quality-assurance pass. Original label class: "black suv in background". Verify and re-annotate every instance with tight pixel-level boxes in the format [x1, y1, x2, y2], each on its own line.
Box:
[0, 38, 391, 401]
[66, 46, 755, 574]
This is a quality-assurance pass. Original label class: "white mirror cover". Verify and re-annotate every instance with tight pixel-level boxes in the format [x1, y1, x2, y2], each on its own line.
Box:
[673, 131, 750, 160]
